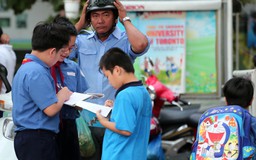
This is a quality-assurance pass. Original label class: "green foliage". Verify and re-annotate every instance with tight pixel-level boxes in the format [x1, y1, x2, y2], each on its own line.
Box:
[3, 0, 65, 14]
[4, 0, 87, 17]
[5, 0, 37, 14]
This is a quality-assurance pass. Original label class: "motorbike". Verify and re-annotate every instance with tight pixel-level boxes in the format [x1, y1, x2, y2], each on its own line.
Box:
[145, 73, 202, 159]
[0, 114, 16, 160]
[159, 105, 202, 159]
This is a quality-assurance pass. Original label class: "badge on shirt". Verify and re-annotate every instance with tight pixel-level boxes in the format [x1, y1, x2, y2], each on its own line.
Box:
[67, 72, 76, 76]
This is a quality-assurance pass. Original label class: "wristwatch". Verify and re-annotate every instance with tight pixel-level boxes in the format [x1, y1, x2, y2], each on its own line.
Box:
[122, 17, 131, 23]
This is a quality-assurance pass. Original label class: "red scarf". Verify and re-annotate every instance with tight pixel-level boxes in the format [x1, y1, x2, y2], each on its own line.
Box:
[22, 58, 33, 64]
[50, 62, 64, 93]
[51, 62, 65, 129]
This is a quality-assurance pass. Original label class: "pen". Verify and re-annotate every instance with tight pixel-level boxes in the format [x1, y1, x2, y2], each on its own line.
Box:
[56, 83, 63, 90]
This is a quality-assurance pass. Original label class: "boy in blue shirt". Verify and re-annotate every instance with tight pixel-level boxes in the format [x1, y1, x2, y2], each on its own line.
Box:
[96, 48, 152, 160]
[191, 77, 256, 159]
[12, 22, 73, 160]
[52, 17, 89, 160]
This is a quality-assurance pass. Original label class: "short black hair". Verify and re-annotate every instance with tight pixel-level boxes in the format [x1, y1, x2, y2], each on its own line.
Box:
[99, 47, 134, 73]
[32, 22, 70, 52]
[53, 17, 78, 36]
[223, 77, 254, 108]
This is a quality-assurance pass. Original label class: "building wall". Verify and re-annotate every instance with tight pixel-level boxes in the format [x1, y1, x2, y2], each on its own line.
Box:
[0, 0, 56, 41]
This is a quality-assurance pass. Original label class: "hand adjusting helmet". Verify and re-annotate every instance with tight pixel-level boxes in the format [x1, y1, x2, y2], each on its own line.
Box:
[86, 0, 118, 22]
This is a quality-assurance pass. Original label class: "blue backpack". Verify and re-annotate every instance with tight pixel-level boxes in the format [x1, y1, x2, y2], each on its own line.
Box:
[190, 105, 256, 160]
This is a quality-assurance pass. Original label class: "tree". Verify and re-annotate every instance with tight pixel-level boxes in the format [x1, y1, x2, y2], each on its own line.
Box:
[2, 0, 64, 15]
[4, 0, 37, 14]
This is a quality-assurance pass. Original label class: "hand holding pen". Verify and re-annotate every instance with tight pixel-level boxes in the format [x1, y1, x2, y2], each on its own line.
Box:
[56, 83, 64, 90]
[56, 83, 73, 102]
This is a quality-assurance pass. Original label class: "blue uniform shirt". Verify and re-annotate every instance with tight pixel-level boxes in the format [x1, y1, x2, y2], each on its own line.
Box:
[69, 27, 150, 105]
[12, 54, 59, 133]
[58, 58, 89, 119]
[102, 82, 152, 160]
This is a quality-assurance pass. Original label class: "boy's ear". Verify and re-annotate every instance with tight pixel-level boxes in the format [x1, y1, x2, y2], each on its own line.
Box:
[114, 65, 122, 75]
[49, 48, 56, 56]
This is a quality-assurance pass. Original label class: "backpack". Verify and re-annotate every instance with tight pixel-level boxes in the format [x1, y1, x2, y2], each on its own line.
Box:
[190, 105, 256, 160]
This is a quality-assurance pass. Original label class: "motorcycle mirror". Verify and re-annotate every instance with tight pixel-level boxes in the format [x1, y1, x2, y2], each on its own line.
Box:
[0, 63, 12, 93]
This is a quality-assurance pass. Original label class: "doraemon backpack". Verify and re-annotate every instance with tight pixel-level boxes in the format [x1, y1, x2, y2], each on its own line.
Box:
[190, 105, 256, 160]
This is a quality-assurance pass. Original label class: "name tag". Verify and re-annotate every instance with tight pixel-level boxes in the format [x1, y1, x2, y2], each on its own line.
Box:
[67, 72, 76, 76]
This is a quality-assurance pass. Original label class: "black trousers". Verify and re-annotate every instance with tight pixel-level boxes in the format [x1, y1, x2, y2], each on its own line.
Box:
[57, 119, 81, 160]
[14, 129, 58, 160]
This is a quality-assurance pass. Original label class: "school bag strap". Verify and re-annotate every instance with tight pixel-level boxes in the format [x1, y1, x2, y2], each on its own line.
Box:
[242, 110, 255, 159]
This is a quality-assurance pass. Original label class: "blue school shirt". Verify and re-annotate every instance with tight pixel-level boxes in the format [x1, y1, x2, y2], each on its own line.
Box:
[58, 58, 89, 119]
[102, 82, 152, 160]
[69, 27, 150, 105]
[12, 54, 59, 133]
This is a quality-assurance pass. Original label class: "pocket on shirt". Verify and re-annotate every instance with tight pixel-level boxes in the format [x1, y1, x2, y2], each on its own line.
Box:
[65, 74, 77, 91]
[79, 48, 97, 57]
[78, 49, 97, 69]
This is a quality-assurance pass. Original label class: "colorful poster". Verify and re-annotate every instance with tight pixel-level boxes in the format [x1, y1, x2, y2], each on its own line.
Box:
[118, 10, 217, 94]
[137, 12, 186, 93]
[139, 12, 186, 93]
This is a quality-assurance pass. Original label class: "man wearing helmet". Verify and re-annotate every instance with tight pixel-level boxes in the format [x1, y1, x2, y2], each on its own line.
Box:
[70, 0, 150, 159]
